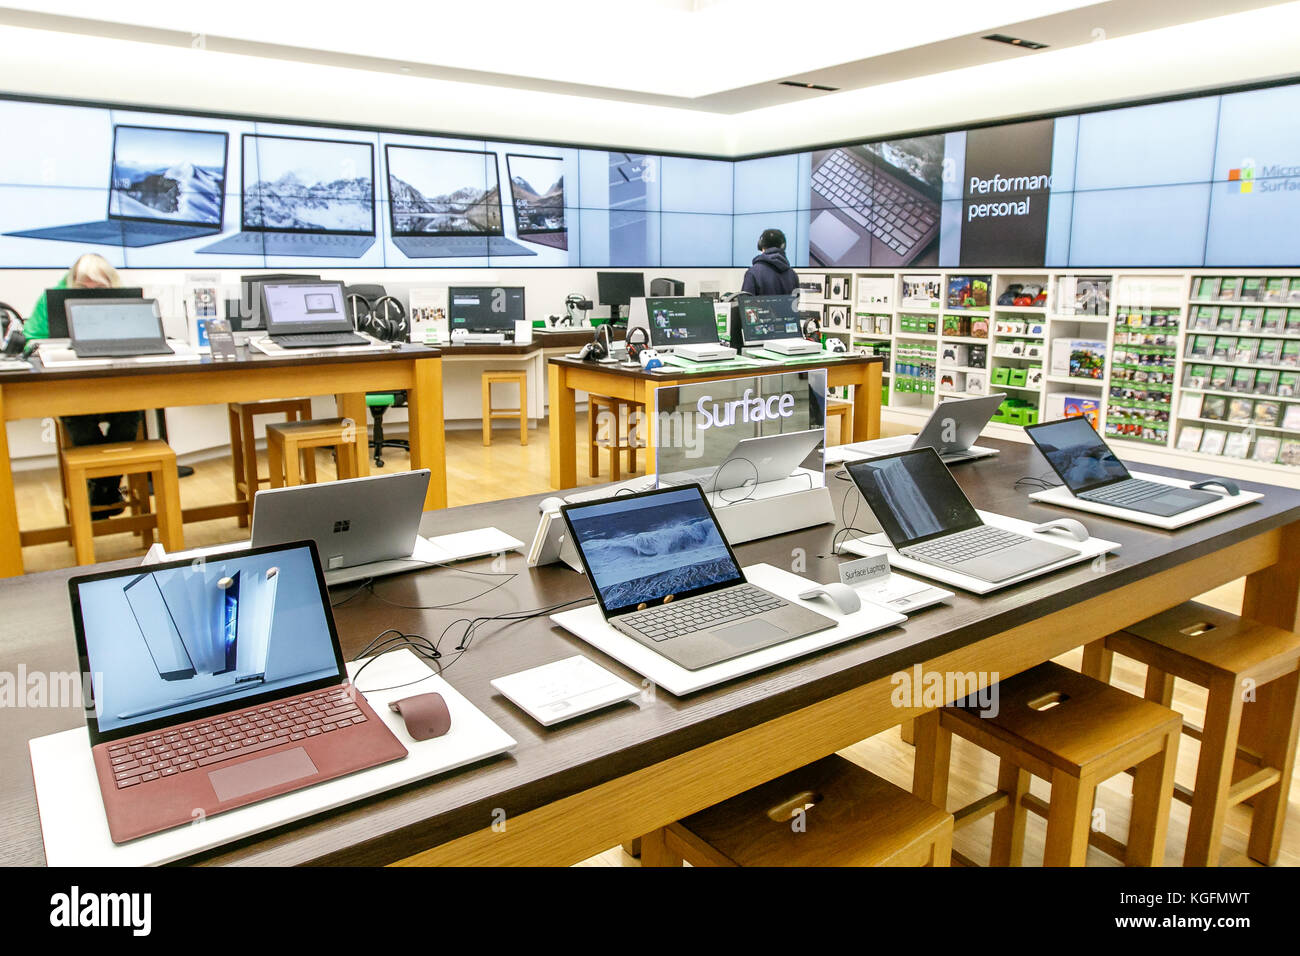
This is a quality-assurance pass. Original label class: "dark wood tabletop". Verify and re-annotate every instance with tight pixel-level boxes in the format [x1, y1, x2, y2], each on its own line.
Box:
[548, 351, 885, 381]
[3, 438, 1298, 866]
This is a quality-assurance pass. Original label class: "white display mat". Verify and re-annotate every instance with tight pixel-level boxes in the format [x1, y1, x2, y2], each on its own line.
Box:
[825, 441, 998, 465]
[28, 649, 516, 867]
[38, 343, 201, 368]
[1027, 470, 1263, 529]
[491, 655, 640, 726]
[249, 335, 392, 358]
[550, 564, 907, 696]
[838, 510, 1121, 595]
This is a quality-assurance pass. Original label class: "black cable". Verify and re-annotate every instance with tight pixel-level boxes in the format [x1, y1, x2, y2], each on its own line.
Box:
[330, 577, 374, 607]
[1014, 471, 1062, 491]
[361, 563, 519, 611]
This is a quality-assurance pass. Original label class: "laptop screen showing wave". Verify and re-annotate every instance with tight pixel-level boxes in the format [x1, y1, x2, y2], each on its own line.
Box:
[73, 545, 341, 737]
[563, 487, 742, 612]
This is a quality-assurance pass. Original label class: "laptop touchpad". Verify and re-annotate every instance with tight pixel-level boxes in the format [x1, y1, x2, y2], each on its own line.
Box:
[208, 748, 319, 802]
[712, 620, 787, 647]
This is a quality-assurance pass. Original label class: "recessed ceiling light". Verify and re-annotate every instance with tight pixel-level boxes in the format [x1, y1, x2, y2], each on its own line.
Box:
[779, 80, 839, 92]
[983, 33, 1049, 50]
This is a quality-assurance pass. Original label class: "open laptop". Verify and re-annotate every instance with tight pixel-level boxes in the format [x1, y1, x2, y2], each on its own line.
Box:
[66, 298, 174, 357]
[199, 134, 377, 258]
[808, 142, 941, 267]
[260, 280, 369, 348]
[385, 145, 535, 259]
[252, 471, 435, 584]
[69, 541, 408, 844]
[42, 286, 144, 339]
[1026, 417, 1221, 517]
[843, 393, 1007, 464]
[845, 448, 1076, 583]
[559, 485, 835, 670]
[659, 428, 825, 494]
[7, 124, 227, 247]
[733, 293, 820, 356]
[506, 153, 567, 250]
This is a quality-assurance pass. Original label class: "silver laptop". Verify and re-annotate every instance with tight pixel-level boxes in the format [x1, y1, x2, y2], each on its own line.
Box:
[559, 484, 835, 671]
[845, 448, 1075, 583]
[845, 393, 1006, 464]
[660, 428, 825, 494]
[66, 298, 174, 357]
[252, 471, 432, 584]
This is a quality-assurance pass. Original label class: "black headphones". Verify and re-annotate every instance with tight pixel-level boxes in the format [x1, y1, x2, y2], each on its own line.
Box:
[1, 302, 26, 356]
[625, 325, 651, 362]
[757, 228, 787, 253]
[347, 293, 408, 342]
[801, 316, 821, 342]
[578, 324, 613, 362]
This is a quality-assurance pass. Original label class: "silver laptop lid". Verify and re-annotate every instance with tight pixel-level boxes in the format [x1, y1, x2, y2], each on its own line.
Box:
[913, 393, 1006, 455]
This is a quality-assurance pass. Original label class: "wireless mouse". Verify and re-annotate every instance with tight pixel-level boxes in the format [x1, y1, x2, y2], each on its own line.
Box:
[1031, 518, 1089, 543]
[797, 582, 862, 615]
[389, 692, 451, 741]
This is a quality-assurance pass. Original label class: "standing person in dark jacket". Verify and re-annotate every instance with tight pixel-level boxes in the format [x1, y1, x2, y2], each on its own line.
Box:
[740, 228, 799, 295]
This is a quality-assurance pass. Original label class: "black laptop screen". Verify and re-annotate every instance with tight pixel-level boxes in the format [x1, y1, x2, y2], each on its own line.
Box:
[845, 448, 984, 549]
[70, 544, 344, 743]
[1026, 417, 1131, 493]
[561, 486, 743, 616]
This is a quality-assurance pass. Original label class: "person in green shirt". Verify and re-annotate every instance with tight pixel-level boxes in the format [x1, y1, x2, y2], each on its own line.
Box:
[28, 254, 144, 517]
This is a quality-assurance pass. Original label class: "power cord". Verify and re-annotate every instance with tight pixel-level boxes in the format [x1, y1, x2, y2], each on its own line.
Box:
[1014, 472, 1063, 491]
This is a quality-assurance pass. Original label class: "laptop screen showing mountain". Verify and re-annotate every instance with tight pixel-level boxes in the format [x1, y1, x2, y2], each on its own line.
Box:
[385, 145, 533, 259]
[506, 153, 567, 250]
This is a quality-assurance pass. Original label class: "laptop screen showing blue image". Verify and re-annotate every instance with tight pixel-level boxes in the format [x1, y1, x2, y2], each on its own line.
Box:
[107, 125, 227, 226]
[563, 487, 742, 614]
[1027, 418, 1129, 493]
[71, 544, 343, 738]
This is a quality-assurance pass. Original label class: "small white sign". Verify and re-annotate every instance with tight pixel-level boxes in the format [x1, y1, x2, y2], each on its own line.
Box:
[839, 554, 891, 588]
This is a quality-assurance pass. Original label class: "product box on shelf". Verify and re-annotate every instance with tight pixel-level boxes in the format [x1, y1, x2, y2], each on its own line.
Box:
[1050, 338, 1107, 380]
[946, 275, 991, 311]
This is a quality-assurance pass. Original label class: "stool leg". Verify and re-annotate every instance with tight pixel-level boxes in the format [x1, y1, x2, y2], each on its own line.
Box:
[1245, 668, 1300, 865]
[482, 379, 492, 447]
[267, 438, 285, 489]
[1144, 666, 1175, 707]
[1128, 728, 1179, 866]
[1080, 639, 1114, 682]
[127, 473, 152, 546]
[153, 464, 184, 555]
[229, 406, 248, 528]
[67, 469, 95, 566]
[301, 445, 318, 484]
[990, 760, 1030, 867]
[911, 710, 951, 809]
[283, 442, 302, 487]
[639, 828, 683, 868]
[589, 402, 601, 477]
[336, 444, 353, 481]
[519, 378, 528, 446]
[1180, 673, 1244, 866]
[241, 411, 259, 525]
[609, 438, 622, 482]
[628, 408, 639, 473]
[1042, 772, 1095, 866]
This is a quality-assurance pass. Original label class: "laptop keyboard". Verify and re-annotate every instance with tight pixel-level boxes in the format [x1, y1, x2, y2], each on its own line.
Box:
[73, 341, 171, 357]
[812, 149, 937, 256]
[621, 585, 785, 642]
[105, 687, 366, 789]
[272, 331, 368, 348]
[904, 526, 1032, 565]
[1081, 479, 1170, 505]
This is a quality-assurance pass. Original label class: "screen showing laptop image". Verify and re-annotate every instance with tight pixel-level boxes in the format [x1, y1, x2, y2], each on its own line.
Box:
[44, 286, 144, 339]
[385, 145, 534, 259]
[559, 485, 834, 670]
[1025, 417, 1220, 517]
[69, 541, 408, 843]
[448, 286, 525, 335]
[505, 153, 567, 251]
[646, 296, 719, 347]
[66, 299, 171, 356]
[199, 134, 376, 258]
[736, 294, 802, 343]
[845, 448, 1075, 582]
[260, 281, 367, 347]
[5, 125, 228, 248]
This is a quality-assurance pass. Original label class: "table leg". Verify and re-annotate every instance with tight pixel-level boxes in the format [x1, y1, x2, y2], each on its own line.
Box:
[407, 358, 447, 510]
[549, 364, 576, 489]
[0, 387, 23, 577]
[852, 363, 882, 442]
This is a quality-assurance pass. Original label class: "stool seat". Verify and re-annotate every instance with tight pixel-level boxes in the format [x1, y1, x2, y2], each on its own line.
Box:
[1112, 601, 1300, 681]
[660, 755, 953, 867]
[61, 439, 176, 472]
[61, 440, 183, 565]
[265, 417, 363, 488]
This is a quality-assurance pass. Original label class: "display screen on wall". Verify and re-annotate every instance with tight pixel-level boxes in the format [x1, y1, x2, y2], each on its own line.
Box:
[2, 80, 1299, 269]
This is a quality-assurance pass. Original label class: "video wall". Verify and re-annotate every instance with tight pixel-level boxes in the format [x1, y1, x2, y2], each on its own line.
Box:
[1, 79, 1298, 270]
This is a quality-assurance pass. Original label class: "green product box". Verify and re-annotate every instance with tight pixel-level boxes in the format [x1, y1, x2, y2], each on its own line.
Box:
[1009, 367, 1028, 387]
[991, 366, 1010, 385]
[1009, 406, 1038, 426]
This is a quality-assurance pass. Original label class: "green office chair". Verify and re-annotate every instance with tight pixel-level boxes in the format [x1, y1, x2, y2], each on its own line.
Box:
[345, 286, 411, 467]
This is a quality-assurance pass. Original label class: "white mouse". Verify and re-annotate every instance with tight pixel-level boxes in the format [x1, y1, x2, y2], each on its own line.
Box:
[797, 582, 862, 615]
[1032, 518, 1089, 542]
[538, 496, 566, 514]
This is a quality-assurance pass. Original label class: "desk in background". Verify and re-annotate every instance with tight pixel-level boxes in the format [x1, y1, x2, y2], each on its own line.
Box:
[0, 345, 446, 578]
[546, 353, 885, 489]
[3, 439, 1296, 865]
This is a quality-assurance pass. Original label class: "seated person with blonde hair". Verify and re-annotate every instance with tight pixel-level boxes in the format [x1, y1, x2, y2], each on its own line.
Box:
[26, 253, 144, 516]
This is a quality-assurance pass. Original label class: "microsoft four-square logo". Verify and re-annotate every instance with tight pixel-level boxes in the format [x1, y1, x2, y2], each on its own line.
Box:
[1228, 161, 1255, 194]
[332, 520, 350, 533]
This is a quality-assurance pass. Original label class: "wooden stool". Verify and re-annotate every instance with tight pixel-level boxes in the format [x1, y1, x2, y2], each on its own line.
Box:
[481, 370, 528, 447]
[62, 440, 183, 565]
[227, 399, 313, 525]
[55, 417, 154, 547]
[826, 397, 853, 445]
[589, 395, 645, 481]
[265, 418, 363, 488]
[1091, 601, 1300, 866]
[913, 661, 1181, 867]
[641, 755, 953, 867]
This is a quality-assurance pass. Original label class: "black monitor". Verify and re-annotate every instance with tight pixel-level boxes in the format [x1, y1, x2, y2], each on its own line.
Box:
[645, 296, 720, 347]
[239, 274, 320, 330]
[447, 286, 526, 335]
[44, 286, 144, 338]
[596, 272, 645, 323]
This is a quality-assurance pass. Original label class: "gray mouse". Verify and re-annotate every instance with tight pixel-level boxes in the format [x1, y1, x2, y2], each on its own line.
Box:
[389, 693, 451, 741]
[1031, 518, 1089, 543]
[797, 582, 862, 615]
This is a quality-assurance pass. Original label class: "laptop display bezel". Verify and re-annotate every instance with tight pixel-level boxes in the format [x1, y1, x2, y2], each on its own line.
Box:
[69, 539, 348, 747]
[1025, 417, 1133, 494]
[261, 280, 353, 337]
[504, 152, 566, 240]
[240, 133, 376, 237]
[385, 144, 506, 239]
[106, 124, 230, 229]
[844, 447, 985, 550]
[559, 483, 747, 619]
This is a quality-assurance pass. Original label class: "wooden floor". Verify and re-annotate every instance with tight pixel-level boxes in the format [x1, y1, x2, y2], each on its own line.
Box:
[13, 417, 1298, 866]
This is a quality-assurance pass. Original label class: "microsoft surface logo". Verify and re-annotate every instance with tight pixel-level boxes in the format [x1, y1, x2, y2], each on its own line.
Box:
[332, 520, 350, 533]
[1228, 161, 1255, 194]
